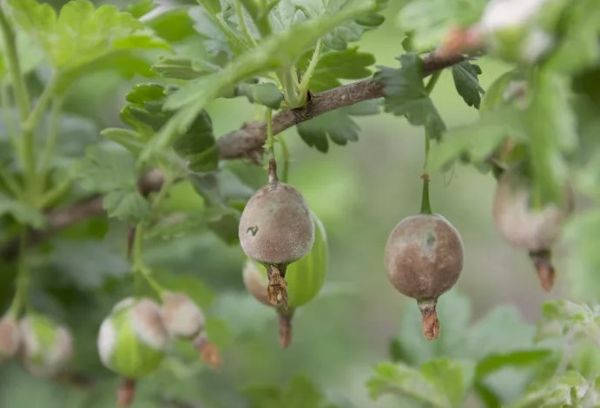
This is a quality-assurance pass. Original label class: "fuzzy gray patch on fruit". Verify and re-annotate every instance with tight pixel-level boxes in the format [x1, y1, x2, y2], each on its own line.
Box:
[130, 299, 168, 350]
[47, 326, 73, 372]
[384, 214, 464, 301]
[242, 260, 271, 306]
[98, 318, 116, 367]
[0, 315, 21, 360]
[161, 292, 205, 339]
[19, 317, 73, 377]
[239, 182, 315, 265]
[493, 173, 573, 251]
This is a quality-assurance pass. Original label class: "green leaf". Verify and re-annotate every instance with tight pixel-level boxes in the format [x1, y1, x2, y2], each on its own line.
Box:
[78, 145, 150, 222]
[526, 72, 577, 206]
[7, 0, 168, 75]
[172, 110, 219, 172]
[545, 0, 600, 74]
[397, 0, 486, 51]
[0, 193, 45, 227]
[236, 82, 283, 109]
[190, 169, 254, 208]
[101, 128, 145, 155]
[511, 371, 588, 408]
[147, 8, 196, 42]
[296, 100, 378, 151]
[564, 209, 600, 302]
[452, 62, 484, 109]
[300, 47, 375, 92]
[297, 108, 357, 153]
[475, 350, 553, 379]
[367, 362, 451, 407]
[421, 359, 474, 408]
[427, 108, 525, 171]
[152, 56, 220, 80]
[392, 292, 536, 365]
[376, 53, 445, 140]
[103, 189, 151, 222]
[142, 0, 378, 162]
[244, 375, 337, 408]
[78, 146, 137, 193]
[50, 240, 128, 289]
[536, 300, 595, 341]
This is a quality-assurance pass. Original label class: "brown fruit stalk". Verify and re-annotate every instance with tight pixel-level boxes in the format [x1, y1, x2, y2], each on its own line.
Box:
[384, 214, 464, 340]
[243, 260, 295, 348]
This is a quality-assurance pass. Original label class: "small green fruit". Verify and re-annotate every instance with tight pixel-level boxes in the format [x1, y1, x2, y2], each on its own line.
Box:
[20, 314, 73, 377]
[161, 292, 205, 340]
[98, 298, 168, 378]
[0, 315, 21, 362]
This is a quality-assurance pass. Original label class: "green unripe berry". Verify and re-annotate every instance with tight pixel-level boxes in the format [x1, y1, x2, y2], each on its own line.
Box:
[98, 298, 168, 379]
[243, 213, 328, 308]
[20, 314, 73, 377]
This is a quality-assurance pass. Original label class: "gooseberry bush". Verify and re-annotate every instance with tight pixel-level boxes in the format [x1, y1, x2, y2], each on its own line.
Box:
[0, 0, 599, 406]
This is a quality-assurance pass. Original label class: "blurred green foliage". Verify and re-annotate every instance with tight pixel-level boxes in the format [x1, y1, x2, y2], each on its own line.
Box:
[0, 0, 599, 407]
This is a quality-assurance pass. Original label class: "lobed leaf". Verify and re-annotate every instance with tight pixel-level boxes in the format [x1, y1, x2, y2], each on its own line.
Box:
[376, 53, 446, 140]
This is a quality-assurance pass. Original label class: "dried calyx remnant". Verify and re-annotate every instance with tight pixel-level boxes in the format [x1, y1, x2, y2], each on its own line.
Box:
[493, 171, 573, 291]
[384, 214, 464, 340]
[243, 259, 295, 348]
[239, 159, 314, 310]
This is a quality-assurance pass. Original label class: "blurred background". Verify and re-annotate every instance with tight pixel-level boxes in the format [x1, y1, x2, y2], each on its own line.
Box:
[0, 1, 574, 407]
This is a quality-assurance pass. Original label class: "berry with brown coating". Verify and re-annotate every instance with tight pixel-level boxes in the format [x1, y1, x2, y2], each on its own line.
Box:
[493, 171, 573, 290]
[384, 214, 464, 340]
[239, 182, 314, 265]
[239, 176, 314, 309]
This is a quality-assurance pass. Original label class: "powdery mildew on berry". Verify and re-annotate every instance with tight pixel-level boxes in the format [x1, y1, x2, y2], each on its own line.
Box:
[131, 299, 168, 350]
[493, 173, 572, 252]
[0, 316, 21, 360]
[239, 182, 315, 265]
[19, 316, 73, 377]
[384, 214, 463, 300]
[161, 292, 205, 339]
[98, 318, 116, 367]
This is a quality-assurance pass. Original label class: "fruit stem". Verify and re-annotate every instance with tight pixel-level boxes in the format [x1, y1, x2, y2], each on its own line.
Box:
[420, 123, 433, 214]
[418, 299, 440, 340]
[279, 136, 290, 183]
[277, 308, 294, 349]
[529, 249, 555, 291]
[265, 109, 279, 184]
[268, 158, 278, 184]
[117, 378, 136, 408]
[9, 229, 30, 317]
[266, 264, 288, 310]
[420, 173, 432, 214]
[194, 333, 221, 370]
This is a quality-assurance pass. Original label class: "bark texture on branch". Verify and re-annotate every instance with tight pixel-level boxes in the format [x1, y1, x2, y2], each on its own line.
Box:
[217, 52, 466, 159]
